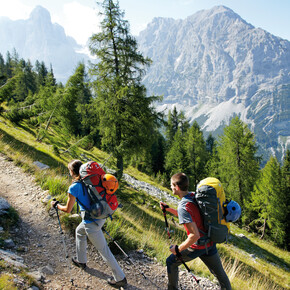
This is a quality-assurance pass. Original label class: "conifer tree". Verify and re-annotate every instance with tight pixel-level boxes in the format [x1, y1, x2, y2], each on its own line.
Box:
[35, 60, 48, 89]
[249, 156, 286, 245]
[166, 107, 190, 147]
[89, 0, 160, 178]
[58, 63, 93, 136]
[281, 150, 290, 249]
[217, 116, 260, 207]
[185, 121, 208, 189]
[165, 129, 189, 177]
[0, 53, 5, 81]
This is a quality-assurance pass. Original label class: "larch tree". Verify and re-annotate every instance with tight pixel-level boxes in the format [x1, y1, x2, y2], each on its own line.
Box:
[185, 121, 208, 189]
[217, 116, 260, 207]
[165, 128, 189, 178]
[281, 150, 290, 249]
[249, 156, 286, 245]
[89, 0, 160, 178]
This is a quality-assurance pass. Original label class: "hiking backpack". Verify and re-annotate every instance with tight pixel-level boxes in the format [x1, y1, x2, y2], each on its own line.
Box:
[77, 161, 119, 220]
[194, 177, 230, 244]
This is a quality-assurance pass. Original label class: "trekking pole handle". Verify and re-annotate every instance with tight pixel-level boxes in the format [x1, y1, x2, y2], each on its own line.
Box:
[52, 198, 59, 209]
[161, 203, 169, 213]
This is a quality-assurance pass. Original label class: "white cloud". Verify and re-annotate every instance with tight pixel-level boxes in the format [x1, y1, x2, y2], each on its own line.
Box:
[53, 1, 101, 45]
[0, 0, 32, 20]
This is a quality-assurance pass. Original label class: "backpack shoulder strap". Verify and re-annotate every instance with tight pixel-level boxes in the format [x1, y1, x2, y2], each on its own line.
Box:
[73, 180, 89, 213]
[183, 192, 198, 205]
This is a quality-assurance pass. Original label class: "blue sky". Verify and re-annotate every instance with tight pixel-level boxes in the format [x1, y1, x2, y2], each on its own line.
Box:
[0, 0, 289, 45]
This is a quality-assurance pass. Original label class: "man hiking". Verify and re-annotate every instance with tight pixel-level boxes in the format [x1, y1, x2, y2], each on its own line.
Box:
[160, 172, 231, 290]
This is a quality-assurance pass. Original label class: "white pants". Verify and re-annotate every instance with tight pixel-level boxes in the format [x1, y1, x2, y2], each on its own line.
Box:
[76, 220, 125, 281]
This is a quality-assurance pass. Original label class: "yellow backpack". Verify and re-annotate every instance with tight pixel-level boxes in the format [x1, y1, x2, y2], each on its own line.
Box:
[195, 177, 230, 243]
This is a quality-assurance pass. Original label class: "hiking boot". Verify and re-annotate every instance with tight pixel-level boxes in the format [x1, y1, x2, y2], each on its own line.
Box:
[107, 277, 127, 288]
[72, 257, 86, 269]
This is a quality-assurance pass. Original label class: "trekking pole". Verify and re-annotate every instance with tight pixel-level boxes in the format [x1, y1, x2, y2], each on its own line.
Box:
[102, 227, 162, 289]
[161, 203, 171, 239]
[173, 245, 201, 287]
[101, 152, 113, 168]
[53, 199, 74, 286]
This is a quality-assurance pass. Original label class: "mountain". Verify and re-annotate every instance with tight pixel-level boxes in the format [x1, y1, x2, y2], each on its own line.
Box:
[137, 6, 290, 163]
[0, 6, 89, 83]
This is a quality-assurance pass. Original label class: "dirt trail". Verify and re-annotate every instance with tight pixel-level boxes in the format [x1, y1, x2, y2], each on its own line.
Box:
[0, 154, 218, 289]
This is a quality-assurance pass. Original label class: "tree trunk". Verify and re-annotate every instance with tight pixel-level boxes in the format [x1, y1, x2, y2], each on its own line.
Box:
[116, 153, 123, 180]
[260, 217, 267, 240]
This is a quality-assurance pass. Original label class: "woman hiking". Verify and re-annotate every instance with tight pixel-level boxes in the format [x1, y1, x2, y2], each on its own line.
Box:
[51, 159, 127, 288]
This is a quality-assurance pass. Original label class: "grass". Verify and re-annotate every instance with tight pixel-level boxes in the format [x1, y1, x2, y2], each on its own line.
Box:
[0, 117, 289, 290]
[0, 273, 17, 290]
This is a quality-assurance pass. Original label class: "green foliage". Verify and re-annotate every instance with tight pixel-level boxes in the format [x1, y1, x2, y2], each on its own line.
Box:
[58, 63, 94, 136]
[4, 107, 32, 123]
[217, 116, 260, 207]
[165, 128, 188, 176]
[165, 107, 190, 147]
[281, 150, 290, 250]
[89, 0, 161, 178]
[247, 157, 286, 246]
[185, 121, 208, 189]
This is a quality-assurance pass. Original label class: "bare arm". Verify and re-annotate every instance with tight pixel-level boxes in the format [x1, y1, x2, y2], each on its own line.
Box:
[178, 222, 200, 252]
[160, 201, 178, 217]
[170, 221, 200, 254]
[53, 193, 76, 213]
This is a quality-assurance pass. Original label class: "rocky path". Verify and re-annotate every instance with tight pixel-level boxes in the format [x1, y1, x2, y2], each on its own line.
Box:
[0, 154, 219, 289]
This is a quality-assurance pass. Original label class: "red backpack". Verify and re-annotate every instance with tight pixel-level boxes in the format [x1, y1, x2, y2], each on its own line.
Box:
[77, 161, 119, 219]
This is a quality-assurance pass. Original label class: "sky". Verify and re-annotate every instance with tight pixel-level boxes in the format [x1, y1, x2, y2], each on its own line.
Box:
[0, 0, 289, 45]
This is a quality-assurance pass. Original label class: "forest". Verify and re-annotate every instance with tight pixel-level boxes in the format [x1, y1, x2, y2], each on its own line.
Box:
[0, 0, 289, 251]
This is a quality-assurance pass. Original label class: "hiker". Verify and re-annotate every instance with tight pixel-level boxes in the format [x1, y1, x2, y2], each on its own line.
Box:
[160, 172, 231, 290]
[51, 159, 127, 288]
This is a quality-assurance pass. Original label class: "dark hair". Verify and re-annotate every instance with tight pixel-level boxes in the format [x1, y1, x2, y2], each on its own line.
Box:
[68, 160, 83, 180]
[171, 173, 189, 191]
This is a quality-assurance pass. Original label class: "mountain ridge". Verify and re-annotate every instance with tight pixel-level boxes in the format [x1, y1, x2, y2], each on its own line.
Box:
[0, 6, 89, 83]
[0, 5, 288, 162]
[137, 5, 290, 162]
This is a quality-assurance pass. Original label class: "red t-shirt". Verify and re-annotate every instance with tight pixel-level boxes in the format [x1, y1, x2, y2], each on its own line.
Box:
[178, 193, 213, 249]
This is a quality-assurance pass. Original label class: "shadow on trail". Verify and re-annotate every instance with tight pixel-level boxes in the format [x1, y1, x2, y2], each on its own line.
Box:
[84, 267, 143, 290]
[0, 127, 67, 171]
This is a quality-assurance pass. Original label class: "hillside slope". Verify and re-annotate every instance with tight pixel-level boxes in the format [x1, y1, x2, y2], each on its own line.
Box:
[0, 154, 219, 289]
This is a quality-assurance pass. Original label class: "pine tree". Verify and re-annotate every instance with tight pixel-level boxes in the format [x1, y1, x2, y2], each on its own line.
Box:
[217, 116, 260, 207]
[89, 0, 160, 178]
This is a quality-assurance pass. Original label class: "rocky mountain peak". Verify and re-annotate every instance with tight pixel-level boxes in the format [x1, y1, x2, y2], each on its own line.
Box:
[138, 5, 290, 162]
[0, 5, 89, 83]
[29, 5, 51, 24]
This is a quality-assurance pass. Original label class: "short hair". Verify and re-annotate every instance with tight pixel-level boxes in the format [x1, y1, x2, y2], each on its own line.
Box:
[171, 173, 189, 191]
